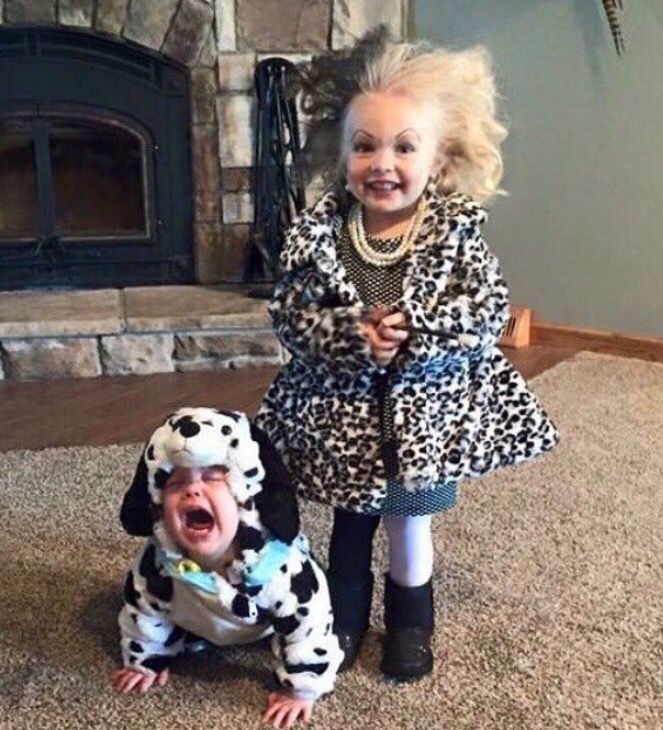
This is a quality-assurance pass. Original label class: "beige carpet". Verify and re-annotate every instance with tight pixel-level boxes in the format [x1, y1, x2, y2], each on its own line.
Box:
[1, 352, 661, 729]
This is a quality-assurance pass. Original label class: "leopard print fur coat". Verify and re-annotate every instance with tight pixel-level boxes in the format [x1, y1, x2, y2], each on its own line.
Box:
[256, 189, 559, 513]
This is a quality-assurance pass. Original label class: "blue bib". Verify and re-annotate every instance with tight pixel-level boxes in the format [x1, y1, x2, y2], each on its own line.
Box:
[157, 538, 291, 593]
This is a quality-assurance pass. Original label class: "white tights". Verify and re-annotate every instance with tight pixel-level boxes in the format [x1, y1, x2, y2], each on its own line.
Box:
[382, 515, 433, 587]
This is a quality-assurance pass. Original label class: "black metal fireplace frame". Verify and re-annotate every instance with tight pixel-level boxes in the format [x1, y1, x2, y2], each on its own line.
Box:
[0, 26, 194, 290]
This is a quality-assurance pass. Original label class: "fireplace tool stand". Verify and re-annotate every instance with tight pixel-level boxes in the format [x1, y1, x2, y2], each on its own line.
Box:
[246, 57, 306, 299]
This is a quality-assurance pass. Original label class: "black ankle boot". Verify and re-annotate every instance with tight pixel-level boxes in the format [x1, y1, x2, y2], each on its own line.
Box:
[381, 573, 434, 681]
[328, 571, 374, 672]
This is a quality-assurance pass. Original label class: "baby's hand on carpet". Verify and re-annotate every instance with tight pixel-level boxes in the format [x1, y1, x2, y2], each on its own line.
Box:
[262, 692, 314, 729]
[112, 666, 169, 693]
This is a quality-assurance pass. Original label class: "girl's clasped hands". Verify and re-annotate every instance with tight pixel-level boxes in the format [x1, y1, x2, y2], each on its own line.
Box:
[360, 305, 410, 367]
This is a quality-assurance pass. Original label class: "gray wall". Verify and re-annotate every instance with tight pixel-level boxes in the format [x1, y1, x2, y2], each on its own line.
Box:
[414, 0, 663, 337]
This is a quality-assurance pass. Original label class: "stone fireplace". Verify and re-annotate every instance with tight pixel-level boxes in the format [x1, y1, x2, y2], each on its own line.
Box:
[0, 0, 407, 379]
[0, 25, 193, 289]
[0, 0, 407, 287]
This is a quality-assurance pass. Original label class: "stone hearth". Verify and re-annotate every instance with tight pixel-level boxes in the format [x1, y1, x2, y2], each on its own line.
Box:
[0, 287, 283, 380]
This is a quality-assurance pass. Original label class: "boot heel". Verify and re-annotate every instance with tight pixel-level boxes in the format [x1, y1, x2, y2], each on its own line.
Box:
[337, 630, 367, 673]
[328, 571, 374, 672]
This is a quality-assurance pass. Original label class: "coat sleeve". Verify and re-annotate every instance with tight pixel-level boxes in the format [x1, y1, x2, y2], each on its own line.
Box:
[117, 542, 185, 673]
[269, 264, 378, 376]
[268, 554, 344, 701]
[398, 223, 509, 368]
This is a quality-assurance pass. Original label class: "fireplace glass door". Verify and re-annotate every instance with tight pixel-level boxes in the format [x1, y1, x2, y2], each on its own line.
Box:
[0, 119, 40, 239]
[50, 117, 148, 239]
[0, 114, 149, 243]
[0, 26, 193, 290]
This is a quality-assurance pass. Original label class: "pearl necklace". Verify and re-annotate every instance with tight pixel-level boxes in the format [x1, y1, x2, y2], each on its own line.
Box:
[347, 196, 427, 268]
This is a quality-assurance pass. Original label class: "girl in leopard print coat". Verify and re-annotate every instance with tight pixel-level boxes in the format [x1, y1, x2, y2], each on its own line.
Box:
[256, 27, 559, 682]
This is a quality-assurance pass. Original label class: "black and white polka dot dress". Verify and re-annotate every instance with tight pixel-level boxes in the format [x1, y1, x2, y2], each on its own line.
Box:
[337, 226, 458, 516]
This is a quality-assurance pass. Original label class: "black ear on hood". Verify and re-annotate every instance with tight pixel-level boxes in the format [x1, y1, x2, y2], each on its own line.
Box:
[250, 423, 300, 544]
[120, 452, 155, 536]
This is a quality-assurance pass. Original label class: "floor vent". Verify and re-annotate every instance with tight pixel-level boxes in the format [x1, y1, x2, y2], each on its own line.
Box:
[500, 306, 531, 348]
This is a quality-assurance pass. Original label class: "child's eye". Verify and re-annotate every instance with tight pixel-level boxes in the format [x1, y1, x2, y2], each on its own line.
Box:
[396, 142, 416, 154]
[203, 467, 229, 483]
[352, 141, 373, 153]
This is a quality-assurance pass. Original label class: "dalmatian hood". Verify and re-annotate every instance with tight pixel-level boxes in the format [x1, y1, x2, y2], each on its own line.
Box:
[120, 407, 300, 576]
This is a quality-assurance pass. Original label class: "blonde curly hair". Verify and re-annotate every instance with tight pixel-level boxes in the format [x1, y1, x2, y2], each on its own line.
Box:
[295, 26, 508, 203]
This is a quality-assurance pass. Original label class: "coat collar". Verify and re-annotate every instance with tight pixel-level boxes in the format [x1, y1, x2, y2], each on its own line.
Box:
[281, 188, 487, 305]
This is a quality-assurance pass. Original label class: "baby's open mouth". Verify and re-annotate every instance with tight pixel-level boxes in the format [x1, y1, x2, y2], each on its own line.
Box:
[183, 508, 215, 532]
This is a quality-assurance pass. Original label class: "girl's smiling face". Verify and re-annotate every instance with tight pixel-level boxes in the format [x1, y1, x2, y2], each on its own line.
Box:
[161, 465, 239, 570]
[343, 90, 442, 229]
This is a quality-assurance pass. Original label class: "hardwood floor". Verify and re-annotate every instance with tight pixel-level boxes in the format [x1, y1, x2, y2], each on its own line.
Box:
[0, 345, 577, 451]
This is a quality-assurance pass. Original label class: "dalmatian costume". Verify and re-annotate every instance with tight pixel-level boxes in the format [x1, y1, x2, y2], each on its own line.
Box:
[256, 189, 560, 512]
[118, 407, 343, 700]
